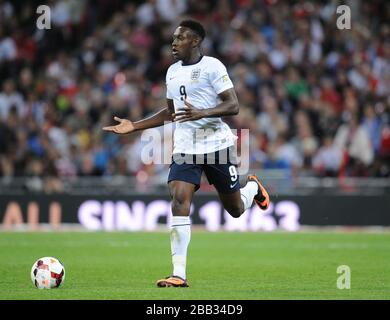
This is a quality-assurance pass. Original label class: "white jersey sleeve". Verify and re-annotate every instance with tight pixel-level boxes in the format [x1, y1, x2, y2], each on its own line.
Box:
[208, 59, 234, 94]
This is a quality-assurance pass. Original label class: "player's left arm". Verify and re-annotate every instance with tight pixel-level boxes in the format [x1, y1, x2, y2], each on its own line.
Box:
[173, 88, 239, 123]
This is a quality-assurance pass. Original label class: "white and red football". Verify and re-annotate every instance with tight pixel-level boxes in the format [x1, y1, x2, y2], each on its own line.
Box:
[31, 257, 65, 289]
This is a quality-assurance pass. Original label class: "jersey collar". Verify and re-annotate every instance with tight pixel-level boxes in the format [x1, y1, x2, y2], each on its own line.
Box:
[181, 55, 204, 66]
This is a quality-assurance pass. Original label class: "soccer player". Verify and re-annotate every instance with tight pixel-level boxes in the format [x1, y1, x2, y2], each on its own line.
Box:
[103, 19, 270, 288]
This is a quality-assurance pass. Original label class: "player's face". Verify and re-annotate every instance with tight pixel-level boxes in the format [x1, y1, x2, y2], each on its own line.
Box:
[171, 27, 196, 61]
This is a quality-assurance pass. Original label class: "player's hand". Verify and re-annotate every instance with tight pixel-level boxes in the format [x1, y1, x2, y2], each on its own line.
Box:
[102, 116, 135, 134]
[173, 99, 205, 123]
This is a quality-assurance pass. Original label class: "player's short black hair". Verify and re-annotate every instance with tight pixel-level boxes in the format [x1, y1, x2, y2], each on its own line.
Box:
[179, 19, 206, 40]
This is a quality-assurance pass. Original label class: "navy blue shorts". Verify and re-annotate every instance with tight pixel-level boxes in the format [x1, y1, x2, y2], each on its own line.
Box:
[167, 147, 241, 194]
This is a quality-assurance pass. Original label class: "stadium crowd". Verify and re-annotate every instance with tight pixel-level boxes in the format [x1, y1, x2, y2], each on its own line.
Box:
[0, 0, 389, 192]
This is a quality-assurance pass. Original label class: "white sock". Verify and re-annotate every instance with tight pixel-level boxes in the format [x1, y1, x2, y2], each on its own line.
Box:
[170, 216, 191, 280]
[240, 181, 259, 211]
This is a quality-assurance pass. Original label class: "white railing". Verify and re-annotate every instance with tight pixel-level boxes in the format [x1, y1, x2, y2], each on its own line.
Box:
[1, 170, 390, 195]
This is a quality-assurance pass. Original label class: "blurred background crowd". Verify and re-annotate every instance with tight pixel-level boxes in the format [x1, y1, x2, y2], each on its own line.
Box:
[0, 0, 389, 193]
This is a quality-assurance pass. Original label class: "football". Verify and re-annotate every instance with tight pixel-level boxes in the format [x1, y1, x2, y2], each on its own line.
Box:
[31, 257, 65, 289]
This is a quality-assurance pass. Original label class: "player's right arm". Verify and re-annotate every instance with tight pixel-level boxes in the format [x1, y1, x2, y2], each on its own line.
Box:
[102, 99, 174, 135]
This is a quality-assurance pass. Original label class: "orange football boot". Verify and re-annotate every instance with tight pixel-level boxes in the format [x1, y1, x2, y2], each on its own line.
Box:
[156, 275, 189, 288]
[247, 175, 270, 210]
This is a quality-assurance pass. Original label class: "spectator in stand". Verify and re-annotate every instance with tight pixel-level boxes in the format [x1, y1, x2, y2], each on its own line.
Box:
[361, 103, 383, 155]
[334, 114, 374, 176]
[264, 134, 303, 173]
[312, 134, 343, 177]
[291, 110, 319, 169]
[0, 79, 26, 120]
[257, 94, 288, 143]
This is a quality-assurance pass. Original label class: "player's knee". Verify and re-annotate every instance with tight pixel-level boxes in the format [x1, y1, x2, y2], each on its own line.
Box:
[225, 205, 243, 218]
[171, 194, 191, 215]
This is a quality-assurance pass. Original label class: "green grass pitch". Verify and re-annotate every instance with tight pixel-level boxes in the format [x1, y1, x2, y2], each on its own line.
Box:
[0, 231, 389, 299]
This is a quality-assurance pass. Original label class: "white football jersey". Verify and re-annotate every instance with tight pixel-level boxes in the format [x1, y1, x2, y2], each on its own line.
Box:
[166, 56, 238, 154]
